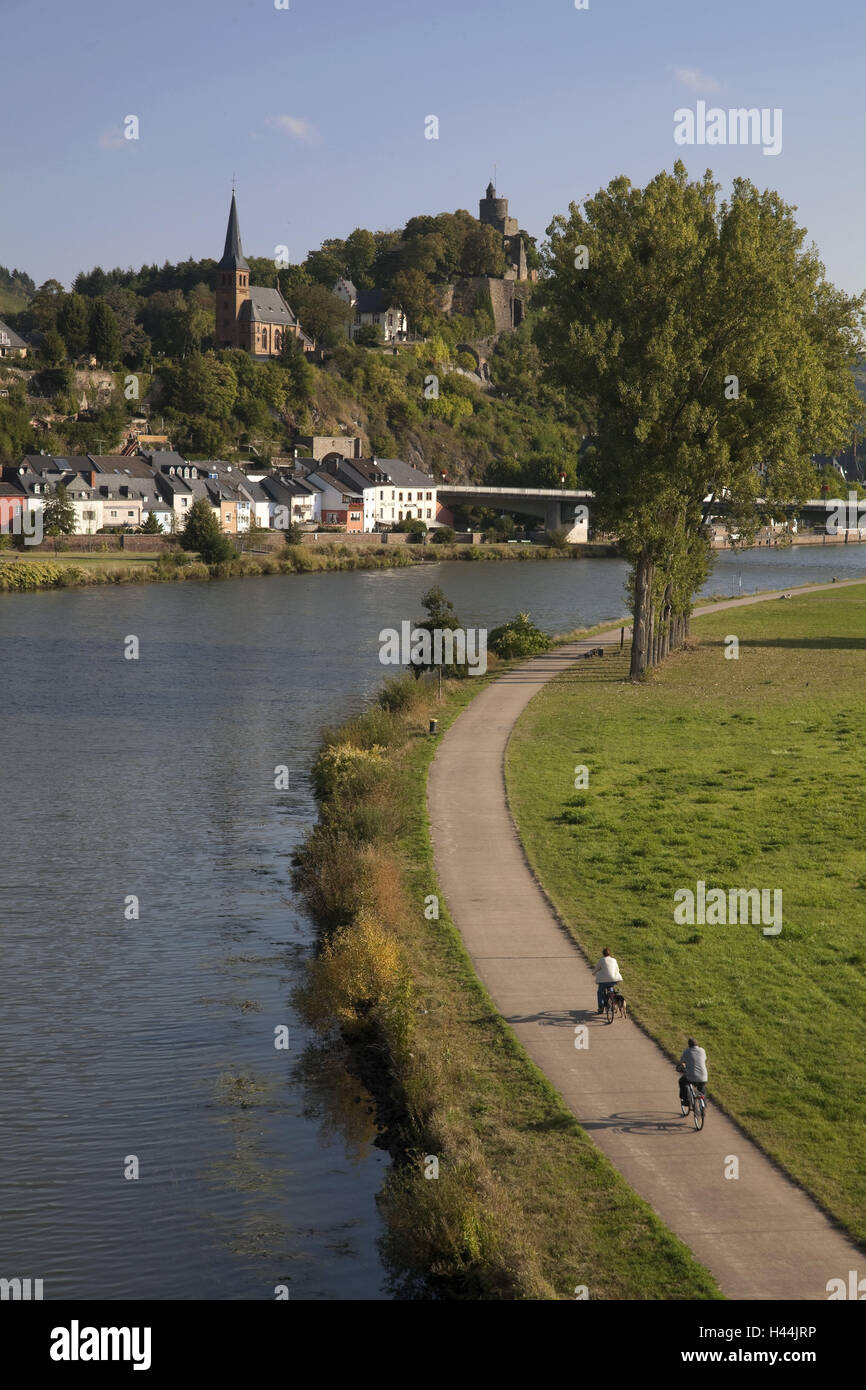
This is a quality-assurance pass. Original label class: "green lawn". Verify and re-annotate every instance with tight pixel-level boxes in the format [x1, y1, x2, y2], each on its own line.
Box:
[15, 552, 160, 568]
[506, 584, 866, 1247]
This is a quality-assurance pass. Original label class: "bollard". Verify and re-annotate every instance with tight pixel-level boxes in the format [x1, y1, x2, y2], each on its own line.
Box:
[429, 719, 438, 734]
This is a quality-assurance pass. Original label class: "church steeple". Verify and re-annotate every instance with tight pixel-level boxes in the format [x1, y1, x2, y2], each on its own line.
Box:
[215, 190, 250, 348]
[219, 192, 249, 271]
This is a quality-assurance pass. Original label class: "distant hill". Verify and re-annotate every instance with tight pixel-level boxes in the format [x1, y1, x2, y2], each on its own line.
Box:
[0, 265, 35, 316]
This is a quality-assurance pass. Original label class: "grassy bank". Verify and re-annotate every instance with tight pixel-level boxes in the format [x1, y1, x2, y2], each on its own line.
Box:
[0, 541, 612, 594]
[507, 585, 866, 1247]
[292, 666, 721, 1300]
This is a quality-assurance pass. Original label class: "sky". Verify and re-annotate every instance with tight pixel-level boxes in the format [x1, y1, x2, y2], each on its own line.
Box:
[3, 0, 865, 295]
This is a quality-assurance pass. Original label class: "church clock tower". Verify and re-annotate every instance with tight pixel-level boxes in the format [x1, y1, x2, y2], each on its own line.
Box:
[215, 192, 250, 349]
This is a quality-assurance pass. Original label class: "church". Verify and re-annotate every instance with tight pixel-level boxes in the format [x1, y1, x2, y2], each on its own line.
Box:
[214, 193, 313, 358]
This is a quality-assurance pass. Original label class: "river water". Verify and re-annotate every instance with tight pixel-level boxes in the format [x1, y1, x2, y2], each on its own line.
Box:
[1, 544, 864, 1300]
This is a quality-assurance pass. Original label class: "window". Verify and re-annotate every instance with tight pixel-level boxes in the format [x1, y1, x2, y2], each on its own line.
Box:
[426, 509, 431, 519]
[398, 492, 403, 501]
[127, 510, 135, 517]
[426, 491, 432, 500]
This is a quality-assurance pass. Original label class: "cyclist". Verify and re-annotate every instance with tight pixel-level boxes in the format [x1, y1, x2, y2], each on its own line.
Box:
[677, 1037, 708, 1107]
[593, 948, 623, 1013]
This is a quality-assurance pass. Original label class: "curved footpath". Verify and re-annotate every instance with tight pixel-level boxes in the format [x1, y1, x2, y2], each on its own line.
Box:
[428, 579, 864, 1300]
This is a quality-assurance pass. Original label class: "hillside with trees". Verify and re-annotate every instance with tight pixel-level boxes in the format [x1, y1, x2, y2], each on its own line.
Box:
[0, 205, 578, 485]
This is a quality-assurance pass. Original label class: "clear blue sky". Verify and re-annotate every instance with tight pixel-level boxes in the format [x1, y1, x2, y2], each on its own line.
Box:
[4, 0, 865, 295]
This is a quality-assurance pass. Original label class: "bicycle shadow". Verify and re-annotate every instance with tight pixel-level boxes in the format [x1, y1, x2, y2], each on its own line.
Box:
[582, 1110, 694, 1135]
[504, 1008, 606, 1028]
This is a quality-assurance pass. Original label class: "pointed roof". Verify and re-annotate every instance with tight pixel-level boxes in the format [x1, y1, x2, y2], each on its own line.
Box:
[218, 192, 249, 271]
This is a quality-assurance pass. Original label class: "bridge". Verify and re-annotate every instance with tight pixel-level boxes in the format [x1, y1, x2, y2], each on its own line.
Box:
[438, 485, 857, 540]
[439, 485, 593, 539]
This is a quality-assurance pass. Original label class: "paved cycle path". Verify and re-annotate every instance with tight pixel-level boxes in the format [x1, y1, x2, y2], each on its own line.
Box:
[428, 579, 864, 1299]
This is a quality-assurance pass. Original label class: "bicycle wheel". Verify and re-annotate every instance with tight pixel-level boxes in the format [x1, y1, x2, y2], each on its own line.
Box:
[679, 1094, 690, 1117]
[604, 992, 615, 1024]
[693, 1092, 705, 1131]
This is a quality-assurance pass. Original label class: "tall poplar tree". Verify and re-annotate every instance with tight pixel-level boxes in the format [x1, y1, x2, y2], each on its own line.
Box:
[536, 163, 865, 676]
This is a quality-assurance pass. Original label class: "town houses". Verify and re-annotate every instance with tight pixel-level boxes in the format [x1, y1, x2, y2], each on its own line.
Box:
[0, 439, 451, 538]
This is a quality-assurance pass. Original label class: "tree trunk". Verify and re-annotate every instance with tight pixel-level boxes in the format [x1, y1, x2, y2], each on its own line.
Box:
[629, 549, 654, 678]
[661, 582, 672, 659]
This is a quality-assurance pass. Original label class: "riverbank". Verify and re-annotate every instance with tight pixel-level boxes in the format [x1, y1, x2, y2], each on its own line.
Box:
[507, 583, 866, 1252]
[0, 540, 616, 593]
[292, 663, 721, 1300]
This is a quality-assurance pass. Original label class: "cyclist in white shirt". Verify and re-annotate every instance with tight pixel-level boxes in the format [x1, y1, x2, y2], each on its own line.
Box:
[593, 948, 623, 1013]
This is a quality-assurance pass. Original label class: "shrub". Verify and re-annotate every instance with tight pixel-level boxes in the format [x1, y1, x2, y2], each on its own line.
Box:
[432, 526, 455, 544]
[312, 743, 388, 802]
[298, 908, 413, 1039]
[284, 545, 314, 571]
[378, 673, 426, 713]
[545, 525, 571, 550]
[488, 612, 552, 659]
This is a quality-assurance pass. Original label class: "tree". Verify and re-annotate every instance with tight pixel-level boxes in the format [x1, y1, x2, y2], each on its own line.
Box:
[140, 511, 163, 534]
[344, 228, 377, 289]
[177, 354, 237, 419]
[460, 224, 506, 277]
[305, 239, 347, 287]
[72, 266, 109, 298]
[180, 497, 236, 561]
[355, 323, 383, 348]
[278, 333, 314, 402]
[42, 482, 77, 536]
[537, 163, 865, 677]
[103, 288, 150, 365]
[141, 290, 189, 357]
[87, 299, 122, 364]
[290, 283, 352, 348]
[57, 293, 90, 358]
[409, 585, 465, 678]
[29, 279, 65, 331]
[391, 268, 438, 330]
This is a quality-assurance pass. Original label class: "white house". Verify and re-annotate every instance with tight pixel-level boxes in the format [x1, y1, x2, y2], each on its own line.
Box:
[351, 290, 407, 344]
[336, 457, 438, 530]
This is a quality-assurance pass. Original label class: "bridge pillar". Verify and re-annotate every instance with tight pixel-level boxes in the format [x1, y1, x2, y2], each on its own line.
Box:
[544, 500, 561, 531]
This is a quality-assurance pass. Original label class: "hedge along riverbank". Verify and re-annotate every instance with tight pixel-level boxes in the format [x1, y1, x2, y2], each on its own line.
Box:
[0, 542, 615, 595]
[292, 663, 721, 1300]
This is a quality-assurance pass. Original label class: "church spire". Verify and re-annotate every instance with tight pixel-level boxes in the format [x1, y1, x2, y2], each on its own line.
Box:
[219, 191, 249, 271]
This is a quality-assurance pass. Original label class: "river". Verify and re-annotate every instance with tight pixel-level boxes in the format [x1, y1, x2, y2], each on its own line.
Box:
[1, 544, 864, 1299]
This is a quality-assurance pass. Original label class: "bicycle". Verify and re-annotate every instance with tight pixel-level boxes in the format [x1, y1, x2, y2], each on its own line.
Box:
[679, 1076, 707, 1131]
[600, 982, 622, 1024]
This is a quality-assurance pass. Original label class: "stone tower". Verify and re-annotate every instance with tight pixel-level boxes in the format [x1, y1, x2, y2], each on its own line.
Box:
[478, 181, 527, 281]
[479, 181, 519, 239]
[215, 192, 250, 349]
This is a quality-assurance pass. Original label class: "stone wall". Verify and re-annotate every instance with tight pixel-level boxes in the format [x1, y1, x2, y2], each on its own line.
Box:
[22, 533, 173, 554]
[299, 530, 410, 546]
[435, 277, 534, 334]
